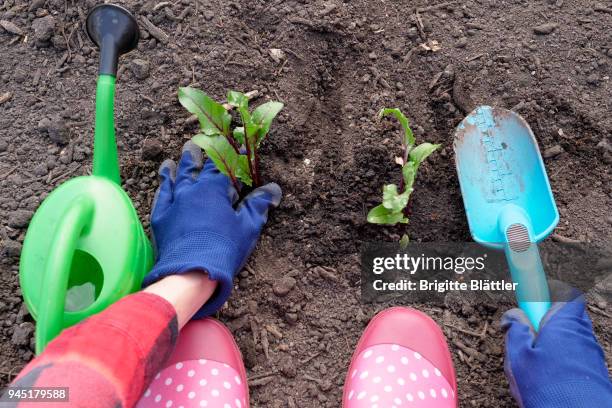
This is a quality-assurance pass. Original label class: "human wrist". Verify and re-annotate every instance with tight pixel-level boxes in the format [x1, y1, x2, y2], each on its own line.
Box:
[144, 272, 218, 328]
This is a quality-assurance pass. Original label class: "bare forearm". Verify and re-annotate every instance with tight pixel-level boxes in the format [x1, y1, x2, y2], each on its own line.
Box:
[144, 271, 218, 328]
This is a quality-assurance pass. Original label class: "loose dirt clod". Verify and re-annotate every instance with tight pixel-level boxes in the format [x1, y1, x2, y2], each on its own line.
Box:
[11, 323, 34, 347]
[38, 117, 70, 145]
[543, 145, 564, 158]
[0, 21, 24, 36]
[31, 15, 56, 47]
[28, 0, 46, 12]
[142, 139, 163, 160]
[0, 92, 13, 105]
[8, 210, 34, 229]
[533, 22, 559, 34]
[130, 59, 151, 80]
[273, 276, 297, 297]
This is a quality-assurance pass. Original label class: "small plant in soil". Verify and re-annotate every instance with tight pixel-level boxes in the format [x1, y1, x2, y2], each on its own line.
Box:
[367, 108, 440, 240]
[178, 87, 283, 190]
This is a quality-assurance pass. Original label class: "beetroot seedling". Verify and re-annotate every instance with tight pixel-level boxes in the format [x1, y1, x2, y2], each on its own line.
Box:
[178, 87, 283, 190]
[367, 108, 440, 233]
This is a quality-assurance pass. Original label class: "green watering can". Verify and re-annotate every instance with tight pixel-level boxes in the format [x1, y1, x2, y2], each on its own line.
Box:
[19, 4, 153, 354]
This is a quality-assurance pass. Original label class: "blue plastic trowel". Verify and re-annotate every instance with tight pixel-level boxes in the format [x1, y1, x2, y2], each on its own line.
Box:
[453, 106, 559, 329]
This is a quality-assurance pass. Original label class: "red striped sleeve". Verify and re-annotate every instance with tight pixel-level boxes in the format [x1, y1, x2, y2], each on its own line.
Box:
[8, 292, 178, 408]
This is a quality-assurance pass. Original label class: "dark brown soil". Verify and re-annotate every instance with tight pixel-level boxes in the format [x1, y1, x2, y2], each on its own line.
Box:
[1, 0, 611, 406]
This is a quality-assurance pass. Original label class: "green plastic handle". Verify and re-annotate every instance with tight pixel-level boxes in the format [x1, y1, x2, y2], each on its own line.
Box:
[93, 74, 120, 184]
[35, 196, 94, 354]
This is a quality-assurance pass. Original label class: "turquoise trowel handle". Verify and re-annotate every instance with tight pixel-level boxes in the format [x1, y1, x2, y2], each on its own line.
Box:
[499, 205, 551, 330]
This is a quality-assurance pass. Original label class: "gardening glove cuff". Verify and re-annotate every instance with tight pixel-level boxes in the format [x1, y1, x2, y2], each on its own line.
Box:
[142, 231, 240, 319]
[501, 285, 612, 408]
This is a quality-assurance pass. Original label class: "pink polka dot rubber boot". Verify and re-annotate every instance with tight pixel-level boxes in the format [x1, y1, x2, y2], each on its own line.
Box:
[137, 318, 248, 408]
[343, 307, 457, 408]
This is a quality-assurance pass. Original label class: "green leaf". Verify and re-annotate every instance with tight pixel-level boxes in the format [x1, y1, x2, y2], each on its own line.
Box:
[179, 87, 231, 136]
[402, 162, 416, 192]
[244, 121, 260, 152]
[409, 142, 440, 167]
[236, 155, 252, 186]
[227, 90, 248, 109]
[367, 204, 408, 225]
[252, 101, 284, 145]
[379, 108, 415, 149]
[239, 106, 251, 124]
[399, 234, 410, 249]
[191, 134, 252, 186]
[382, 184, 409, 212]
[233, 127, 245, 146]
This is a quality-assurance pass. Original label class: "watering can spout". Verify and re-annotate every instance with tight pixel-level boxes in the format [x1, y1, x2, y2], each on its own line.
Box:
[92, 75, 121, 184]
[86, 4, 140, 184]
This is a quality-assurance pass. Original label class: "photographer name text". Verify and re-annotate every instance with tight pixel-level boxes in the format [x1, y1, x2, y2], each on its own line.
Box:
[372, 279, 517, 293]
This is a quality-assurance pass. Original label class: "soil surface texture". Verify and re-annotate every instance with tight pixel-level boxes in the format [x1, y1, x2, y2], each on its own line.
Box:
[1, 0, 611, 407]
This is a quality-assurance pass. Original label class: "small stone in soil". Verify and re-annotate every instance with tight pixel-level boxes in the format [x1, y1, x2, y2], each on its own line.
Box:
[16, 303, 30, 324]
[597, 139, 612, 154]
[131, 59, 151, 80]
[142, 139, 163, 160]
[33, 163, 48, 176]
[38, 117, 70, 145]
[285, 312, 298, 324]
[2, 239, 21, 259]
[586, 73, 600, 86]
[29, 0, 46, 12]
[32, 15, 56, 47]
[73, 54, 86, 65]
[273, 276, 297, 297]
[12, 322, 34, 347]
[279, 356, 297, 378]
[543, 145, 564, 158]
[8, 209, 34, 229]
[533, 22, 558, 35]
[455, 37, 468, 48]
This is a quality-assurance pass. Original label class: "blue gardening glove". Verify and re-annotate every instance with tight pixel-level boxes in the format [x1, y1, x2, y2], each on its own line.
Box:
[143, 141, 282, 318]
[502, 283, 612, 408]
